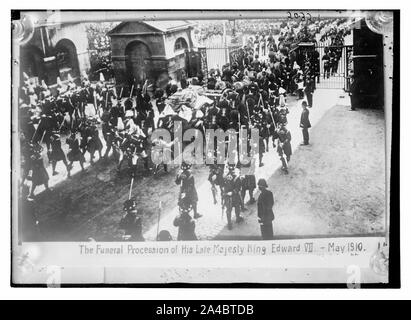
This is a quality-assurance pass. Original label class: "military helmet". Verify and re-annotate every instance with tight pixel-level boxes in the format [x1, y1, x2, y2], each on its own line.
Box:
[178, 196, 192, 213]
[123, 199, 137, 211]
[181, 162, 192, 170]
[227, 163, 236, 171]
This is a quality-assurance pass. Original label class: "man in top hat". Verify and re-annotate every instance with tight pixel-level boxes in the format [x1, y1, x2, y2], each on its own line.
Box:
[175, 162, 201, 219]
[119, 199, 144, 241]
[257, 178, 274, 240]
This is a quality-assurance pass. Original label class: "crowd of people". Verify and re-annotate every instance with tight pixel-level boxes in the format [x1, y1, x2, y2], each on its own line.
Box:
[18, 18, 350, 241]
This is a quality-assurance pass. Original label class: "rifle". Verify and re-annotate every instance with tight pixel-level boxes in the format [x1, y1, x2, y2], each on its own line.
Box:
[245, 100, 251, 123]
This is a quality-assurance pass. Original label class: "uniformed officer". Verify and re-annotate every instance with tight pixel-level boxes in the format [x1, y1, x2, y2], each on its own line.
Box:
[119, 199, 144, 241]
[175, 162, 201, 219]
[222, 164, 244, 230]
[173, 201, 198, 241]
[277, 123, 292, 173]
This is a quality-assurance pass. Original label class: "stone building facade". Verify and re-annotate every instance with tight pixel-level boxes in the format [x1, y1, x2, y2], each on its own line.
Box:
[108, 20, 195, 88]
[20, 22, 90, 86]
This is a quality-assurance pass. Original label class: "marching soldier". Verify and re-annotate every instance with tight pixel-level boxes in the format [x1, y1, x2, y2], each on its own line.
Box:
[240, 156, 257, 208]
[49, 131, 71, 177]
[28, 143, 50, 198]
[119, 199, 144, 241]
[207, 161, 225, 205]
[277, 123, 292, 174]
[66, 131, 86, 173]
[173, 200, 198, 241]
[222, 164, 244, 230]
[175, 162, 201, 219]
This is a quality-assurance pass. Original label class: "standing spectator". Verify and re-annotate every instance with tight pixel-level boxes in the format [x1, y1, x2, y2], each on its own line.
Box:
[300, 101, 311, 145]
[257, 179, 274, 240]
[349, 74, 359, 111]
[304, 75, 315, 108]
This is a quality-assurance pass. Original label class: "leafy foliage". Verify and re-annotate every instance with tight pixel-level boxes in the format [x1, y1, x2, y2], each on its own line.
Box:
[86, 22, 120, 81]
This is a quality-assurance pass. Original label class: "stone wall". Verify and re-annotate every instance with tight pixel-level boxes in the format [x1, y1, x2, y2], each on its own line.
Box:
[20, 23, 91, 86]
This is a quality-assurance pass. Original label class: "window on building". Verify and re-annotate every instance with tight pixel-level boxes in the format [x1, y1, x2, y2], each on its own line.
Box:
[174, 37, 188, 52]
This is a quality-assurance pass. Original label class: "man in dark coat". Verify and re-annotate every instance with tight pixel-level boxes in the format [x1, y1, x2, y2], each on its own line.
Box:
[300, 101, 311, 145]
[304, 76, 315, 108]
[176, 162, 201, 219]
[119, 199, 144, 241]
[257, 178, 274, 240]
[222, 164, 244, 230]
[173, 202, 197, 241]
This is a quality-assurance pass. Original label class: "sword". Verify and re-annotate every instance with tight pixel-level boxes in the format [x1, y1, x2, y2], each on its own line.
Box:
[156, 201, 162, 241]
[128, 176, 134, 200]
[58, 117, 66, 131]
[129, 84, 134, 98]
[221, 196, 225, 220]
[105, 91, 108, 110]
[245, 100, 251, 123]
[93, 92, 98, 114]
[39, 130, 46, 145]
[31, 118, 43, 142]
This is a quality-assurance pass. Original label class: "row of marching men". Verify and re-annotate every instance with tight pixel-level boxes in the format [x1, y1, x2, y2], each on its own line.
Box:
[18, 71, 152, 198]
[108, 80, 296, 241]
[115, 81, 296, 241]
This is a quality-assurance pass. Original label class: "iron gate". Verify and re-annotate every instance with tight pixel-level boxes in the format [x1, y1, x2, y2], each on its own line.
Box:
[198, 44, 241, 75]
[299, 44, 353, 91]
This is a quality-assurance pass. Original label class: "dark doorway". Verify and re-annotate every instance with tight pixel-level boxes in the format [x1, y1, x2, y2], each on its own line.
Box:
[55, 38, 80, 80]
[125, 41, 151, 87]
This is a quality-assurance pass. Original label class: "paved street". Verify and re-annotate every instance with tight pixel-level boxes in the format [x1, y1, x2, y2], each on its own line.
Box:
[144, 86, 386, 241]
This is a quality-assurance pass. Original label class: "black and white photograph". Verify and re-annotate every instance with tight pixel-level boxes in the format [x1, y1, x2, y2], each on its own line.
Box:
[10, 9, 398, 286]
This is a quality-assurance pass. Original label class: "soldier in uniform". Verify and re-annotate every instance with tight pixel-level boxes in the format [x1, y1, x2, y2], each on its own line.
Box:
[304, 75, 315, 108]
[173, 200, 198, 241]
[240, 155, 257, 208]
[66, 131, 86, 173]
[222, 164, 244, 230]
[175, 162, 201, 219]
[119, 199, 144, 241]
[49, 131, 71, 177]
[277, 123, 292, 174]
[28, 143, 50, 198]
[85, 118, 103, 164]
[207, 161, 225, 205]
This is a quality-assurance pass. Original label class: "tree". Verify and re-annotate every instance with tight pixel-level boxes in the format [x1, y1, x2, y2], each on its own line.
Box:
[86, 22, 120, 81]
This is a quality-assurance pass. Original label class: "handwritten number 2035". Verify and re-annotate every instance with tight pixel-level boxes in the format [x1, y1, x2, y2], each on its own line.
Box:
[287, 12, 313, 21]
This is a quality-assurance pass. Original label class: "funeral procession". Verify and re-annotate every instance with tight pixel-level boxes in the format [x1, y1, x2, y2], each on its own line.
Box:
[15, 12, 386, 243]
